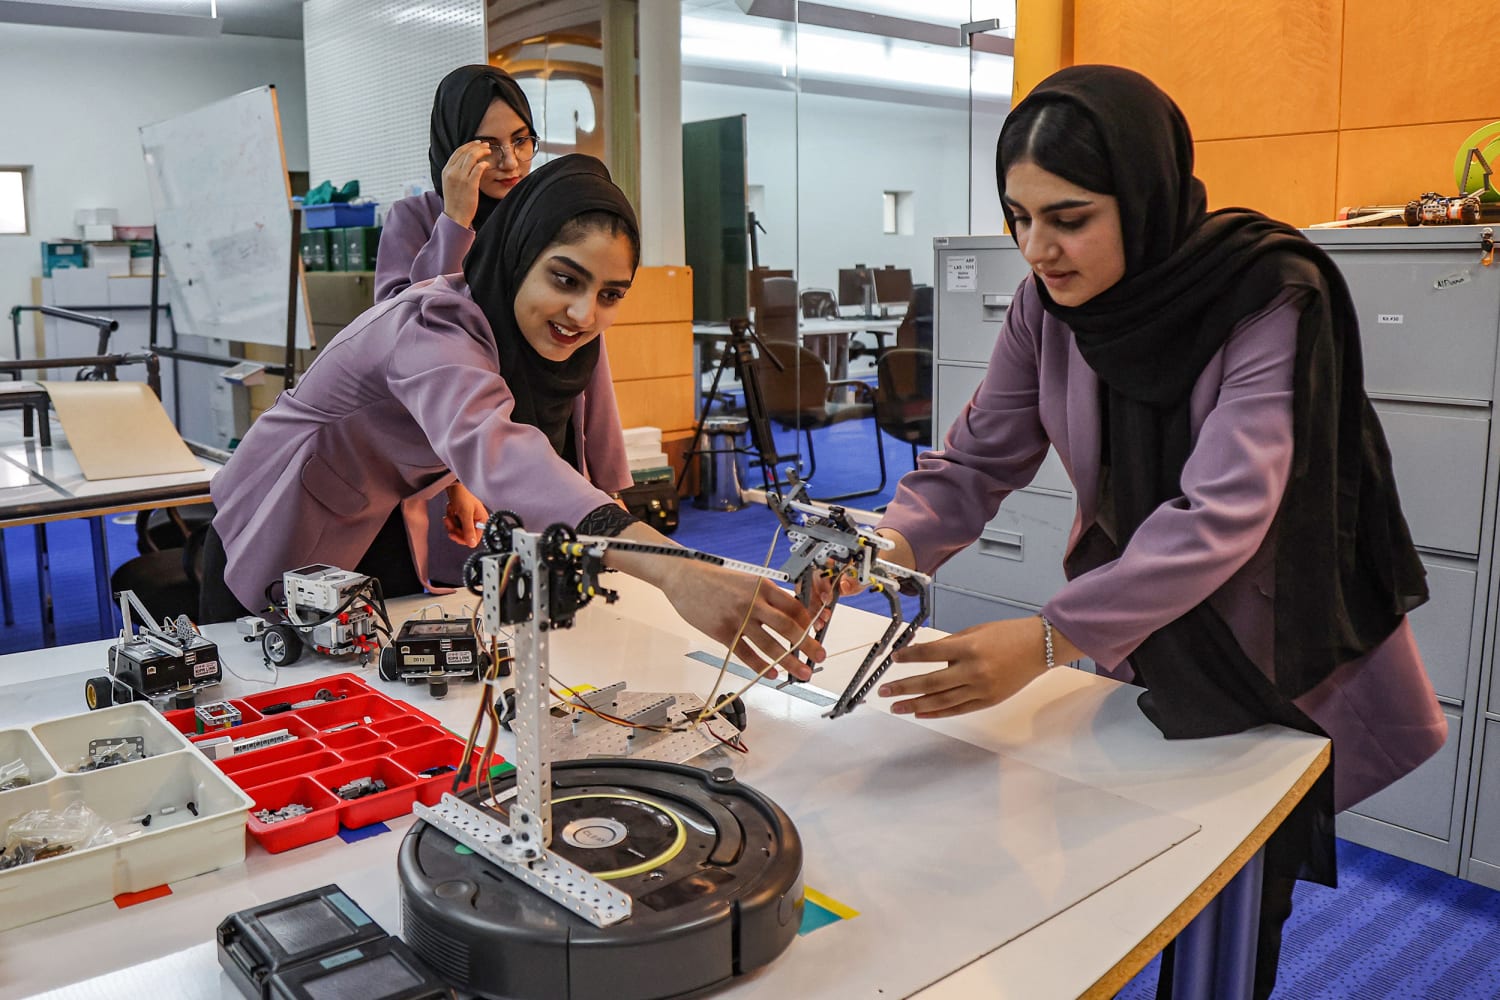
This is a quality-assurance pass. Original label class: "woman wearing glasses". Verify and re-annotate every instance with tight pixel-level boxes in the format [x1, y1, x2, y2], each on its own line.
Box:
[375, 64, 540, 302]
[367, 65, 542, 595]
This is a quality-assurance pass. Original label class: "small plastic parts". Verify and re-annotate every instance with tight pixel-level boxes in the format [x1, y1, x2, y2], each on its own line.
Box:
[0, 759, 30, 792]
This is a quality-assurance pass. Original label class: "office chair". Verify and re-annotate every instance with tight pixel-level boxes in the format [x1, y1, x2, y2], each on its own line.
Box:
[110, 503, 216, 622]
[873, 347, 934, 467]
[894, 285, 934, 353]
[756, 276, 800, 343]
[799, 289, 837, 319]
[749, 341, 887, 502]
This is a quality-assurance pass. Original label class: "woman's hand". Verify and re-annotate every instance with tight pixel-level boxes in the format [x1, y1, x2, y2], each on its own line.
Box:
[441, 140, 492, 228]
[443, 482, 489, 547]
[879, 617, 1060, 719]
[808, 527, 916, 630]
[658, 562, 825, 681]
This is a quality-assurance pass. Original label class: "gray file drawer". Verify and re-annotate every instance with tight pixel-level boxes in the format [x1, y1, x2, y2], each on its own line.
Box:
[932, 583, 1037, 634]
[936, 364, 1073, 494]
[935, 241, 1030, 364]
[1324, 247, 1500, 401]
[1406, 558, 1476, 704]
[936, 489, 1074, 608]
[1373, 400, 1489, 555]
[1347, 705, 1462, 843]
[1468, 720, 1500, 869]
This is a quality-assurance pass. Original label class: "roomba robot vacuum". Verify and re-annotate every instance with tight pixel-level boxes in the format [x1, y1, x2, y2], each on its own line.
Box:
[397, 759, 803, 1000]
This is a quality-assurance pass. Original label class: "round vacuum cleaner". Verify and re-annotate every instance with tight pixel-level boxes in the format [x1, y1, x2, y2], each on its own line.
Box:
[397, 759, 803, 1000]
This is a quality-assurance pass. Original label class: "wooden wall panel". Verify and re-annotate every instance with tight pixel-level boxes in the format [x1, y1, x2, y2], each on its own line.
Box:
[612, 376, 695, 436]
[1194, 132, 1340, 228]
[613, 264, 692, 325]
[604, 321, 691, 381]
[1337, 119, 1500, 211]
[1074, 0, 1342, 141]
[1342, 2, 1500, 130]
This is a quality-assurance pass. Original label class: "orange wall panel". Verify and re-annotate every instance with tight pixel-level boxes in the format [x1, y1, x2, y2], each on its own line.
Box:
[1074, 0, 1342, 141]
[1342, 2, 1500, 130]
[612, 376, 695, 435]
[612, 264, 693, 326]
[1195, 132, 1340, 228]
[1337, 119, 1500, 210]
[605, 321, 692, 381]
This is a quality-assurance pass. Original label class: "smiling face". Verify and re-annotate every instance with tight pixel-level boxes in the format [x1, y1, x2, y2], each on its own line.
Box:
[1003, 160, 1126, 307]
[475, 98, 533, 200]
[512, 227, 636, 362]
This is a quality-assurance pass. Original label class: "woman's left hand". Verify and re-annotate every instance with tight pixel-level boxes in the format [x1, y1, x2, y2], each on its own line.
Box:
[879, 617, 1051, 718]
[443, 482, 489, 547]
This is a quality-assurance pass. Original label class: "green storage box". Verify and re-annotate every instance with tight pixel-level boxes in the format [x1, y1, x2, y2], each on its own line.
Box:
[41, 241, 87, 277]
[336, 226, 381, 271]
[328, 228, 348, 272]
[300, 229, 330, 271]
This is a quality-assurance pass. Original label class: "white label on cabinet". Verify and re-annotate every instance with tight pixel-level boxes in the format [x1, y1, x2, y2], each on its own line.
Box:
[947, 255, 978, 292]
[1377, 314, 1404, 325]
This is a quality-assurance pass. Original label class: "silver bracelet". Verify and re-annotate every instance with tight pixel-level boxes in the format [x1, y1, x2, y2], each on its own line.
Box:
[1039, 615, 1055, 670]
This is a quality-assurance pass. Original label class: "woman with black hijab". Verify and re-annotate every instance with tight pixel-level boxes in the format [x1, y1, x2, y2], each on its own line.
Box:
[369, 64, 539, 591]
[204, 155, 825, 682]
[824, 66, 1446, 996]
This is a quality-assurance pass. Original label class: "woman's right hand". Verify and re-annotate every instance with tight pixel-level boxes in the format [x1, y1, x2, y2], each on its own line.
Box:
[441, 140, 492, 228]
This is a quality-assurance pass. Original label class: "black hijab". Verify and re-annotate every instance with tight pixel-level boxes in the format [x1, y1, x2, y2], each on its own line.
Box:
[996, 66, 1427, 738]
[429, 65, 535, 232]
[463, 154, 639, 460]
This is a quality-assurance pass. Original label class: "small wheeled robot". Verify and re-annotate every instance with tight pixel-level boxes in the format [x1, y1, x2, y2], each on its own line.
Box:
[85, 590, 222, 711]
[243, 564, 392, 668]
[1404, 191, 1481, 226]
[378, 612, 502, 698]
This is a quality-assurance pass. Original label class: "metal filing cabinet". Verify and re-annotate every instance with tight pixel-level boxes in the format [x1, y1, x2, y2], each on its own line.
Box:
[930, 227, 1500, 878]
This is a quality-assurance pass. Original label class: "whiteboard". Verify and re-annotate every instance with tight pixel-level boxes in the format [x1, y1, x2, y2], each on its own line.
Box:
[140, 86, 313, 349]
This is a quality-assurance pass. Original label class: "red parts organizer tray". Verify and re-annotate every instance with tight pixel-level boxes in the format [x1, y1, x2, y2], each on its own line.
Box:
[165, 674, 491, 853]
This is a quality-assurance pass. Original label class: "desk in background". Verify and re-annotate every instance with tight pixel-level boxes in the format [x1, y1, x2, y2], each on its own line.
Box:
[4, 577, 1326, 1000]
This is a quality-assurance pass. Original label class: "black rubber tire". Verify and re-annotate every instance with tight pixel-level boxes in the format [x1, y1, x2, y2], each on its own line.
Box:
[429, 677, 449, 699]
[379, 646, 401, 682]
[85, 675, 113, 711]
[261, 625, 303, 667]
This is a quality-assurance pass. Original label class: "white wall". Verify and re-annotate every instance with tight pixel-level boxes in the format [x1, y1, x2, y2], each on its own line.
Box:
[682, 80, 997, 295]
[0, 22, 307, 322]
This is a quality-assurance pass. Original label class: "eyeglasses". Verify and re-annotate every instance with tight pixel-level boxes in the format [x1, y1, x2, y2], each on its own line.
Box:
[475, 134, 540, 163]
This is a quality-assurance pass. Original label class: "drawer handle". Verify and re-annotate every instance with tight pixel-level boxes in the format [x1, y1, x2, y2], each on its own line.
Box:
[981, 293, 1012, 323]
[978, 531, 1023, 561]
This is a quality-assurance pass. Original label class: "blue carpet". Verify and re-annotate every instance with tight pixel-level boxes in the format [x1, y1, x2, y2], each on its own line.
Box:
[0, 515, 141, 654]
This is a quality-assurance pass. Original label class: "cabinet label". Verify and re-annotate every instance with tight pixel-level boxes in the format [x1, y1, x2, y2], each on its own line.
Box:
[1377, 314, 1404, 325]
[1435, 271, 1471, 290]
[946, 255, 977, 292]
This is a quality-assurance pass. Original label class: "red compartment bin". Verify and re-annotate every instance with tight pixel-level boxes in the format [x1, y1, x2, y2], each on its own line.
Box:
[392, 739, 489, 807]
[297, 693, 407, 732]
[245, 776, 342, 852]
[229, 751, 344, 792]
[312, 758, 420, 828]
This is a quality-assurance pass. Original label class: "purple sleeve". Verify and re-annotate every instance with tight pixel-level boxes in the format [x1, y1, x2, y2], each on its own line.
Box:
[876, 299, 1050, 574]
[374, 198, 476, 303]
[385, 299, 616, 531]
[1042, 301, 1299, 667]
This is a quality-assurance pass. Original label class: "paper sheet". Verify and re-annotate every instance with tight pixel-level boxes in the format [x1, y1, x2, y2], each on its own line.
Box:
[40, 381, 202, 481]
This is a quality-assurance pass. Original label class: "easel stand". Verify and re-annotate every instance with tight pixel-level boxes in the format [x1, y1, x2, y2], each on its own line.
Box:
[678, 318, 798, 495]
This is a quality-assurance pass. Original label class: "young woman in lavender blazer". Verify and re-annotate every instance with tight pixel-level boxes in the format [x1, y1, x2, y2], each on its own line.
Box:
[830, 66, 1446, 998]
[371, 65, 541, 591]
[202, 155, 823, 681]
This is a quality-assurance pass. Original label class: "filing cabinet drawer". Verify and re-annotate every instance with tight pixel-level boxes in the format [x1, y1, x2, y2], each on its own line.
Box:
[935, 242, 1030, 364]
[936, 488, 1074, 608]
[1407, 558, 1476, 704]
[1347, 705, 1462, 842]
[1467, 720, 1500, 869]
[932, 584, 1037, 634]
[1323, 246, 1500, 401]
[935, 364, 1072, 494]
[1372, 400, 1489, 555]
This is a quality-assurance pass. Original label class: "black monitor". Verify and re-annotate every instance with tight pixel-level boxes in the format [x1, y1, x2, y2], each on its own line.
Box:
[837, 267, 872, 308]
[873, 266, 913, 306]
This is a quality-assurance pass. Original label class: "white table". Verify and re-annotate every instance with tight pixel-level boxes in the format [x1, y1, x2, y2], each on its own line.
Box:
[1, 579, 1327, 1000]
[0, 412, 217, 645]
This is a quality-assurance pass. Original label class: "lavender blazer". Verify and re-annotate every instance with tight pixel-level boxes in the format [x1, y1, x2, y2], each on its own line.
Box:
[210, 275, 632, 610]
[375, 192, 474, 303]
[880, 274, 1447, 812]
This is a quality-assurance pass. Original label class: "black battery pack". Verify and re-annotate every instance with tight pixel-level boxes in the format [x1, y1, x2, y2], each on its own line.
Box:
[217, 885, 389, 1000]
[267, 936, 449, 1000]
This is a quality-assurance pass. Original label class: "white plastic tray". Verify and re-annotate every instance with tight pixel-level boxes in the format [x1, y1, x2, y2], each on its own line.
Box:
[0, 705, 251, 931]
